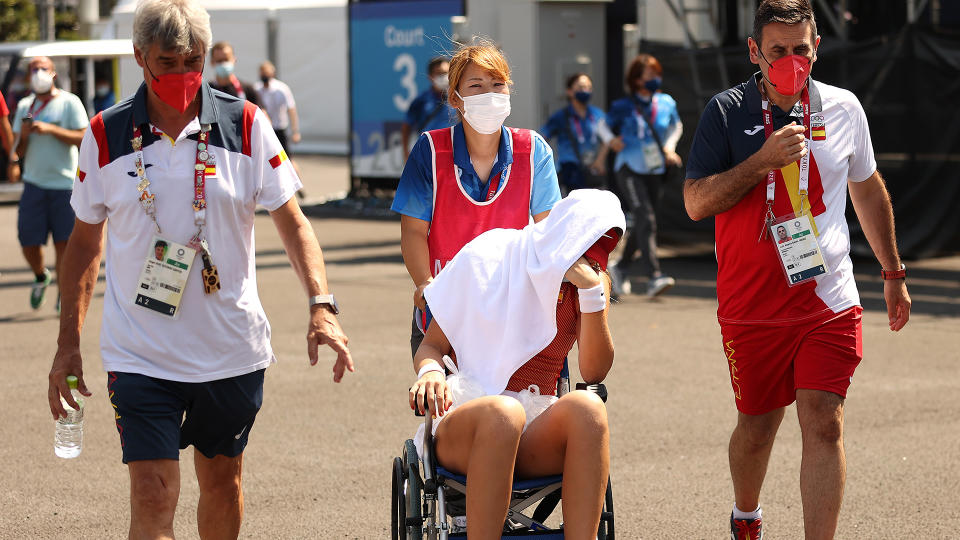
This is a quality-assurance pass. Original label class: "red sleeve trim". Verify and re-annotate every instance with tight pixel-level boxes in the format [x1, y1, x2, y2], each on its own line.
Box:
[241, 101, 257, 157]
[89, 113, 110, 168]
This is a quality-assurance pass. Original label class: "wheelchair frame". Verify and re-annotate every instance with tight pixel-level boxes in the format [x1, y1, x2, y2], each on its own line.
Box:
[392, 361, 615, 539]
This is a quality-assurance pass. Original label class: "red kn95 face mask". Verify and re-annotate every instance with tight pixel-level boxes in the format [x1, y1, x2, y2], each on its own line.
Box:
[148, 64, 203, 113]
[759, 50, 812, 97]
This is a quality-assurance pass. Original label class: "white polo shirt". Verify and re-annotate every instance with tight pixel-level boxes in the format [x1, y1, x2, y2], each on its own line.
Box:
[72, 83, 301, 382]
[253, 78, 296, 131]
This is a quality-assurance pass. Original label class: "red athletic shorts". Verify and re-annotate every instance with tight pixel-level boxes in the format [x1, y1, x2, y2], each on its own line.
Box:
[719, 306, 863, 415]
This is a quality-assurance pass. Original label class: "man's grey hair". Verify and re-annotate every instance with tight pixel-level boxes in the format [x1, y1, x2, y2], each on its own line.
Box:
[132, 0, 212, 55]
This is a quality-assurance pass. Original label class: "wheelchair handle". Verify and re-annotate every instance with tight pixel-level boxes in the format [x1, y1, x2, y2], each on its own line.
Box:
[575, 382, 608, 403]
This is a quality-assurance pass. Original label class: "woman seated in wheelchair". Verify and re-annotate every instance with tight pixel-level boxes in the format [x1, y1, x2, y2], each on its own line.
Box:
[408, 189, 624, 539]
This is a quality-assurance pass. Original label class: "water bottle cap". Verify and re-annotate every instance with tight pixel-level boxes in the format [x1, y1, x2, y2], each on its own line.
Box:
[66, 375, 79, 389]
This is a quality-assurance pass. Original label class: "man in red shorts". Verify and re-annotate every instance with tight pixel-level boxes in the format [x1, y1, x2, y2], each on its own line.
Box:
[683, 1, 911, 538]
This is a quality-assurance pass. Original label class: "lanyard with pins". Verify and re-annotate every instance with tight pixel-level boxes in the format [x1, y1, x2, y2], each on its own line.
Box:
[759, 85, 812, 240]
[131, 121, 221, 294]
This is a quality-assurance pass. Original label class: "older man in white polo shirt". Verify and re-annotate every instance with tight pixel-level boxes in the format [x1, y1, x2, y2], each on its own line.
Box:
[46, 0, 352, 537]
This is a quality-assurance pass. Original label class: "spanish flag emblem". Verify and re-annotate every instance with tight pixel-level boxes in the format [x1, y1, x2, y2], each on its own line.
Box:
[811, 117, 826, 141]
[269, 150, 288, 169]
[203, 165, 216, 177]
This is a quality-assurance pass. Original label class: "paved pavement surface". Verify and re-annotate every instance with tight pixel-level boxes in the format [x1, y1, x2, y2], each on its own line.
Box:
[1, 156, 958, 539]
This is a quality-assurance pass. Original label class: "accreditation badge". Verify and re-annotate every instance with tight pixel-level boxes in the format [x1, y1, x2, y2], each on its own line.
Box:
[769, 214, 829, 287]
[641, 142, 665, 170]
[133, 235, 196, 318]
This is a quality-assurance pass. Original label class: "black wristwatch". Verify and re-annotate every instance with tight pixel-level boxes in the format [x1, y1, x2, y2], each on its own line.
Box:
[309, 294, 340, 315]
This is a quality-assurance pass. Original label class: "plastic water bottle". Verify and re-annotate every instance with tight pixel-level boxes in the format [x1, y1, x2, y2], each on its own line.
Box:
[54, 375, 84, 458]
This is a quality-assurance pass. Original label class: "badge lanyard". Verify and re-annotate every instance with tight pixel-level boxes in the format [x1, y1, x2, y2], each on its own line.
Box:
[28, 96, 52, 118]
[131, 122, 220, 294]
[570, 109, 585, 144]
[760, 86, 811, 240]
[634, 95, 658, 137]
[229, 75, 246, 101]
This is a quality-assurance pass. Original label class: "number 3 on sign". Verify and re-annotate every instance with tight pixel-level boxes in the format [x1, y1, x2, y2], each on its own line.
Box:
[393, 53, 417, 112]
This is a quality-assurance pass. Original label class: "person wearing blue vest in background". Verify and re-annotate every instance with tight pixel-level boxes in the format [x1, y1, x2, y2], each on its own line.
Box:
[607, 54, 682, 298]
[540, 73, 614, 194]
[391, 39, 561, 359]
[402, 56, 458, 162]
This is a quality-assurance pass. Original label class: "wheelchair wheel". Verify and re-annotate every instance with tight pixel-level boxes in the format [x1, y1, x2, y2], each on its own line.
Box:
[402, 440, 424, 539]
[392, 457, 407, 540]
[597, 476, 615, 540]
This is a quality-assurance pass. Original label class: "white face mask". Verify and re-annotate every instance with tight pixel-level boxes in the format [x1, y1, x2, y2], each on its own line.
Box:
[456, 90, 510, 135]
[432, 75, 449, 91]
[30, 69, 54, 94]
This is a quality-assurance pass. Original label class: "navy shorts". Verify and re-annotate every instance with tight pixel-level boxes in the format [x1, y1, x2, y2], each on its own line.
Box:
[17, 182, 75, 246]
[107, 369, 265, 463]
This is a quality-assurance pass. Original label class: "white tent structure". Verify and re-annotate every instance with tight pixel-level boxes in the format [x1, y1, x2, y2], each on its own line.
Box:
[107, 0, 349, 153]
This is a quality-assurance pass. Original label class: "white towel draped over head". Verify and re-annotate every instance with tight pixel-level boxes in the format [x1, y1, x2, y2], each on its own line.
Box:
[423, 189, 626, 397]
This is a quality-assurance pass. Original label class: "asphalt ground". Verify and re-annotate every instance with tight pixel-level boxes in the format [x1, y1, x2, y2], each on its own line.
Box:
[1, 156, 958, 539]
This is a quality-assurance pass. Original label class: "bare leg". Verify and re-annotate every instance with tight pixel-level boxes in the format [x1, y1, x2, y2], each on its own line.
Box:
[434, 396, 526, 540]
[128, 459, 180, 540]
[515, 390, 609, 540]
[22, 245, 44, 276]
[54, 241, 67, 292]
[194, 450, 245, 540]
[729, 407, 785, 513]
[796, 389, 845, 540]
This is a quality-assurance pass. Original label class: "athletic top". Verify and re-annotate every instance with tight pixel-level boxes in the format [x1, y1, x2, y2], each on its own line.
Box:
[505, 282, 580, 395]
[686, 74, 877, 325]
[71, 83, 301, 381]
[12, 90, 89, 190]
[607, 92, 682, 175]
[405, 87, 457, 134]
[540, 104, 611, 165]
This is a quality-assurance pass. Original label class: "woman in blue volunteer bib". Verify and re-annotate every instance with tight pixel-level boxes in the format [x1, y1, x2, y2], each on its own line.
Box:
[391, 39, 562, 357]
[540, 72, 614, 193]
[607, 54, 682, 298]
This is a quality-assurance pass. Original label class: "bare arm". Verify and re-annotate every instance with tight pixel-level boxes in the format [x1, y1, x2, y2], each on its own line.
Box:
[400, 215, 433, 309]
[409, 321, 453, 416]
[31, 122, 85, 147]
[683, 123, 806, 221]
[848, 171, 911, 331]
[48, 219, 104, 419]
[288, 106, 300, 144]
[566, 259, 614, 383]
[271, 198, 354, 381]
[0, 117, 11, 154]
[533, 210, 550, 223]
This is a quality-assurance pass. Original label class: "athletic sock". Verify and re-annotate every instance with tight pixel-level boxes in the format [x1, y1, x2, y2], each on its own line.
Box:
[733, 503, 762, 520]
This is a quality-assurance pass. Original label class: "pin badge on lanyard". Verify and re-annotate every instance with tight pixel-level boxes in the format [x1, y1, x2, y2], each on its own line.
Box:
[130, 122, 220, 294]
[758, 86, 812, 242]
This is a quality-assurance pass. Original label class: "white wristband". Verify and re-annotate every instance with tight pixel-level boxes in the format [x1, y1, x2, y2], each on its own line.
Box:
[578, 283, 607, 313]
[417, 362, 444, 379]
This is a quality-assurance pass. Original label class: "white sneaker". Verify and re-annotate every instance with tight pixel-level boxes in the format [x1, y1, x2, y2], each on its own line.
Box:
[646, 275, 675, 297]
[609, 263, 631, 297]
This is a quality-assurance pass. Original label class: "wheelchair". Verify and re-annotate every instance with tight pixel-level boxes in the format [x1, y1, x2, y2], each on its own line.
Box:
[391, 360, 615, 539]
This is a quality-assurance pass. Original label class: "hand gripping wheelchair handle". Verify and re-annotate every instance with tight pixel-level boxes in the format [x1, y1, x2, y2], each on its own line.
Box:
[575, 382, 608, 402]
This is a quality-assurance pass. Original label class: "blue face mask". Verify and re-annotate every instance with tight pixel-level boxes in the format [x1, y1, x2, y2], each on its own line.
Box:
[214, 62, 235, 78]
[644, 77, 662, 93]
[573, 91, 592, 104]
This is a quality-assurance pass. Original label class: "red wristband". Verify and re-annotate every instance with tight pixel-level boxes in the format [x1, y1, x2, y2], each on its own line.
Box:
[880, 263, 906, 280]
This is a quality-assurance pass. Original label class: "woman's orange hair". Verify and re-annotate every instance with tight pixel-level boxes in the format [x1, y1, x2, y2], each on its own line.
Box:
[625, 54, 663, 93]
[448, 37, 513, 95]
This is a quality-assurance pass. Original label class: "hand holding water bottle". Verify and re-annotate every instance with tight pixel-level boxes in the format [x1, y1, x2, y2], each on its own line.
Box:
[48, 345, 91, 420]
[54, 375, 84, 458]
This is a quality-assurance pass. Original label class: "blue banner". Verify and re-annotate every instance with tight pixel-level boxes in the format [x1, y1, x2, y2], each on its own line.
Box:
[349, 0, 463, 178]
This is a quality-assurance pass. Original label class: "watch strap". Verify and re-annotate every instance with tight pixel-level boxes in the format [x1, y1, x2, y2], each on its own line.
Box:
[308, 294, 339, 314]
[880, 263, 906, 280]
